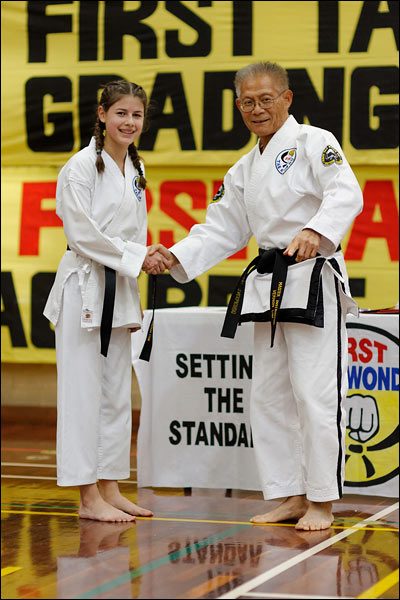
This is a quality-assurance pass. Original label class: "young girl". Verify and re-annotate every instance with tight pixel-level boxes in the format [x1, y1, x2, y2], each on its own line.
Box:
[44, 80, 168, 522]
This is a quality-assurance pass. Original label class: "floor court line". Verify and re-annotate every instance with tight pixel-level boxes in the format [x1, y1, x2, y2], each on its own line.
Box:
[243, 594, 354, 599]
[1, 508, 398, 532]
[216, 502, 399, 599]
[357, 568, 399, 599]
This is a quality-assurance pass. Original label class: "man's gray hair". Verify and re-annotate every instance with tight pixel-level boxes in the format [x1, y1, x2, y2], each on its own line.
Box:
[234, 62, 289, 97]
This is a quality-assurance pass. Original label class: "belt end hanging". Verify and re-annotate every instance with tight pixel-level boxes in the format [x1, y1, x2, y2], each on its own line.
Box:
[139, 275, 157, 362]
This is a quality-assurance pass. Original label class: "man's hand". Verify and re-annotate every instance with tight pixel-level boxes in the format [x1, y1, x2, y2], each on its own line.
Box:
[142, 244, 178, 274]
[283, 228, 321, 262]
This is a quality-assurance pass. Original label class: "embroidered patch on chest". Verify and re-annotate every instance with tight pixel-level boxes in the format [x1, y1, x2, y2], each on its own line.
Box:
[211, 183, 225, 203]
[321, 145, 343, 166]
[275, 148, 297, 174]
[132, 176, 143, 201]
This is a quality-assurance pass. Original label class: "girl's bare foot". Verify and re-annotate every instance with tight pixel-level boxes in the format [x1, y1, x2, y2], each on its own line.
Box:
[250, 495, 309, 524]
[98, 480, 153, 517]
[295, 501, 334, 531]
[79, 496, 135, 522]
[79, 482, 135, 522]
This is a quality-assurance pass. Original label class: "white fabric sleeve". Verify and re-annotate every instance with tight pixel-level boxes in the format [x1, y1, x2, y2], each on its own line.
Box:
[169, 174, 252, 283]
[60, 180, 147, 278]
[303, 132, 363, 256]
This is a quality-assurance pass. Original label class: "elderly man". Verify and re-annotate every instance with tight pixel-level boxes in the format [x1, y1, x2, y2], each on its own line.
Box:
[152, 62, 363, 530]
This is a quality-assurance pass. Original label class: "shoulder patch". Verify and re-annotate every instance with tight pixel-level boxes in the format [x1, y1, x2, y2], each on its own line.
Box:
[132, 176, 143, 201]
[275, 148, 297, 174]
[211, 183, 225, 203]
[321, 145, 343, 166]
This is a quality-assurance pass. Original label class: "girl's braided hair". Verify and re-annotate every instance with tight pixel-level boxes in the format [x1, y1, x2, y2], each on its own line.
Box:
[94, 80, 148, 189]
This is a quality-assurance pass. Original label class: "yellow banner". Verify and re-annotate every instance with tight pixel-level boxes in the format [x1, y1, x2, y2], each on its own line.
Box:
[1, 1, 399, 361]
[1, 1, 399, 166]
[1, 164, 398, 363]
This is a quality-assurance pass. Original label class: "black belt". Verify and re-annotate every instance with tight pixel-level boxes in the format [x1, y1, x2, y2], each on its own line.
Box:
[221, 244, 341, 347]
[139, 275, 157, 362]
[67, 245, 116, 357]
[221, 248, 297, 347]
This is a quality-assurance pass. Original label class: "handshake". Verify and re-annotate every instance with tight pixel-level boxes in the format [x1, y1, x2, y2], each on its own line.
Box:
[142, 244, 178, 275]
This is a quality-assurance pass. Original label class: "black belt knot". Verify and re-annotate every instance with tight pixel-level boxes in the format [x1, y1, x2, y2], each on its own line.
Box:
[221, 248, 297, 348]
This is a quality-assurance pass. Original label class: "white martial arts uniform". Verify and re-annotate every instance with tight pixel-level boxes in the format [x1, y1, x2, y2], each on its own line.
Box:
[44, 137, 147, 486]
[169, 115, 363, 502]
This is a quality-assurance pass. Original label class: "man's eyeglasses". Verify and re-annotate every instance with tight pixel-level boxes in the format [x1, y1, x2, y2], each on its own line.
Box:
[238, 89, 287, 113]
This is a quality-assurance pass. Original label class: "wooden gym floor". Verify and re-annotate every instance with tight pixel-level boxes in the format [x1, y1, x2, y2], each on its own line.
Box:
[1, 420, 398, 599]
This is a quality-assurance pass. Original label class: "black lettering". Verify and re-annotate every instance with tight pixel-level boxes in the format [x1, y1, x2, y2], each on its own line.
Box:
[232, 388, 243, 413]
[79, 2, 99, 61]
[233, 0, 252, 55]
[289, 68, 344, 144]
[318, 1, 339, 52]
[31, 273, 56, 348]
[176, 353, 189, 378]
[216, 354, 229, 378]
[203, 71, 251, 150]
[79, 74, 122, 149]
[217, 387, 231, 412]
[350, 67, 399, 149]
[190, 354, 203, 377]
[165, 1, 211, 57]
[25, 77, 74, 152]
[203, 354, 216, 377]
[237, 423, 249, 446]
[169, 420, 181, 444]
[350, 1, 399, 52]
[1, 272, 27, 347]
[208, 275, 240, 305]
[209, 421, 223, 446]
[195, 421, 209, 445]
[204, 387, 216, 412]
[349, 278, 366, 298]
[28, 0, 73, 62]
[139, 73, 196, 150]
[224, 423, 237, 446]
[239, 355, 252, 379]
[182, 421, 196, 444]
[146, 274, 202, 307]
[104, 0, 158, 60]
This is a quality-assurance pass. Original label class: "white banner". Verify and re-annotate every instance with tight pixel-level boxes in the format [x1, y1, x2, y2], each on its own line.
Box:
[132, 308, 399, 497]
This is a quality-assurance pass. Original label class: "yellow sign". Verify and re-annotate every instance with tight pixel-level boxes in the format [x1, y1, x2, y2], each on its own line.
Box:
[1, 1, 399, 362]
[1, 165, 398, 362]
[1, 1, 398, 166]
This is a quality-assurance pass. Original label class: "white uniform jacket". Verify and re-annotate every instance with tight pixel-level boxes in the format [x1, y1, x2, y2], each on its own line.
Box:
[44, 137, 148, 330]
[170, 115, 364, 321]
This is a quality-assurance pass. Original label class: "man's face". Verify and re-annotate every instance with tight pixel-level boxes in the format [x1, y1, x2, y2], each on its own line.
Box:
[235, 74, 293, 141]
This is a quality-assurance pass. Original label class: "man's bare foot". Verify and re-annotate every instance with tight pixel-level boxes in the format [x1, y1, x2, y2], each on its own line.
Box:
[250, 495, 309, 524]
[295, 501, 334, 531]
[98, 480, 153, 517]
[79, 496, 135, 522]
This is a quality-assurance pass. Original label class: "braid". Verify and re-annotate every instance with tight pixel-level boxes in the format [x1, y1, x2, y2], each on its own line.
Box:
[94, 119, 106, 173]
[128, 143, 147, 189]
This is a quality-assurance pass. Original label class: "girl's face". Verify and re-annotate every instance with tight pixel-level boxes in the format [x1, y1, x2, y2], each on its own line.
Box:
[98, 95, 145, 150]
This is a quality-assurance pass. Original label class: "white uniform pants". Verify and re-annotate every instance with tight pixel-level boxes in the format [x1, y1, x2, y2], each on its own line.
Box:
[250, 269, 348, 502]
[55, 274, 133, 486]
